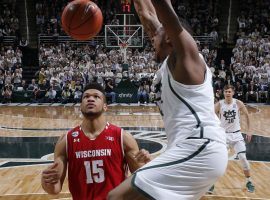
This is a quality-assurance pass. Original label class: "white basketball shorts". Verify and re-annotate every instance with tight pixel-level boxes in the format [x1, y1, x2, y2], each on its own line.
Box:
[131, 139, 228, 200]
[226, 132, 246, 153]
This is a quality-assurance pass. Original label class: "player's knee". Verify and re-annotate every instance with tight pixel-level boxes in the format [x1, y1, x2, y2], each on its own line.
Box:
[238, 152, 250, 170]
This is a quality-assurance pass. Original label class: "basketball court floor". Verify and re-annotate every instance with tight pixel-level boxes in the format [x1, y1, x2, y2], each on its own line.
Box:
[0, 103, 269, 200]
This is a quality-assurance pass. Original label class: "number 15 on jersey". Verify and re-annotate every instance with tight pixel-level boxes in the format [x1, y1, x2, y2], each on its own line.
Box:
[84, 160, 105, 184]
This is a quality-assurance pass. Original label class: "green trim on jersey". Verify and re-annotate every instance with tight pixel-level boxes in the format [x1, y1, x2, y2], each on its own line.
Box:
[168, 75, 202, 128]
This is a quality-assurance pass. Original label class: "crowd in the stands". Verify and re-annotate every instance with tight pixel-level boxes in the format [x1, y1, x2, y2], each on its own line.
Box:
[1, 0, 270, 104]
[0, 0, 20, 42]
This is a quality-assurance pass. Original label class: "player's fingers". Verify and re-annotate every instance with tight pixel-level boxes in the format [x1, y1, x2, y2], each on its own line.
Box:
[43, 176, 60, 184]
[248, 135, 252, 142]
[42, 172, 59, 180]
[42, 172, 60, 182]
[135, 149, 150, 161]
[42, 168, 59, 175]
[42, 171, 59, 177]
[246, 135, 252, 143]
[50, 162, 59, 169]
[134, 149, 146, 158]
[42, 162, 59, 174]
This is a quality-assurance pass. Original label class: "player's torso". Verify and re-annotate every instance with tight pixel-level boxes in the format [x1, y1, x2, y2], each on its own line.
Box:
[219, 99, 241, 133]
[66, 123, 127, 200]
[158, 56, 224, 143]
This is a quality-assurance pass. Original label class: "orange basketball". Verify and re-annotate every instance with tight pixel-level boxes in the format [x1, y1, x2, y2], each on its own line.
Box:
[61, 0, 103, 40]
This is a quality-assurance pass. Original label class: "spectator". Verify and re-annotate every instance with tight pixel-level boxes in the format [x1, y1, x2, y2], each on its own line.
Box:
[105, 79, 116, 104]
[235, 81, 244, 101]
[0, 70, 4, 90]
[37, 67, 46, 85]
[45, 86, 57, 103]
[12, 68, 22, 87]
[27, 79, 38, 91]
[17, 79, 28, 91]
[73, 88, 82, 103]
[1, 85, 12, 103]
[31, 87, 42, 103]
[61, 87, 71, 104]
[246, 81, 259, 102]
[258, 82, 268, 102]
[137, 83, 148, 105]
[39, 79, 49, 91]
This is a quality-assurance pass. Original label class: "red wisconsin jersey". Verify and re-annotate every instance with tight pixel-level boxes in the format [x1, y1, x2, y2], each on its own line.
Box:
[66, 122, 127, 200]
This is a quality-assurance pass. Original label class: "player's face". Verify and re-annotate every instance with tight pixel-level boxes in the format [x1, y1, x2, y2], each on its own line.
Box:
[81, 89, 107, 118]
[224, 88, 234, 100]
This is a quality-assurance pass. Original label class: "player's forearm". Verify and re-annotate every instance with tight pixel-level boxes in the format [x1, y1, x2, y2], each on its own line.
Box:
[133, 0, 161, 38]
[128, 160, 148, 173]
[151, 0, 182, 33]
[246, 114, 251, 133]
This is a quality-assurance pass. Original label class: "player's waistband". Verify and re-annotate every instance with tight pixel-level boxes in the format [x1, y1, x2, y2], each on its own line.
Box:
[226, 130, 240, 133]
[184, 126, 226, 144]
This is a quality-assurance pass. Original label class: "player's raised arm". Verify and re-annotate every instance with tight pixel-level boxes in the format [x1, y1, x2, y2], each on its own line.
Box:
[133, 0, 161, 38]
[151, 0, 205, 85]
[41, 134, 67, 194]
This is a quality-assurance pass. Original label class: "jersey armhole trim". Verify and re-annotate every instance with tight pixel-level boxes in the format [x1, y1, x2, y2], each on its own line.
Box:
[168, 74, 201, 129]
[65, 133, 68, 158]
[121, 129, 125, 157]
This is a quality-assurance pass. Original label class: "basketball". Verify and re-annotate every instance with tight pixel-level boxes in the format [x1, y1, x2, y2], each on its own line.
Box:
[61, 0, 103, 40]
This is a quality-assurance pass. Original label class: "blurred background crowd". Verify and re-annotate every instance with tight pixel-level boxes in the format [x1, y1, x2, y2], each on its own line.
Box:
[1, 0, 270, 104]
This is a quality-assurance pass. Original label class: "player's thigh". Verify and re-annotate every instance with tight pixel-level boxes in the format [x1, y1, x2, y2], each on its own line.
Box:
[234, 140, 246, 153]
[108, 175, 148, 200]
[226, 133, 234, 147]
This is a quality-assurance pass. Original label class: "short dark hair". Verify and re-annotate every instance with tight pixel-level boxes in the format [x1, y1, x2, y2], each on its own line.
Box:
[83, 83, 106, 101]
[224, 85, 235, 91]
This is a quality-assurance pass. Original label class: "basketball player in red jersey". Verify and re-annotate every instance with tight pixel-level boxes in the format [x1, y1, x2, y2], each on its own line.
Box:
[41, 83, 151, 200]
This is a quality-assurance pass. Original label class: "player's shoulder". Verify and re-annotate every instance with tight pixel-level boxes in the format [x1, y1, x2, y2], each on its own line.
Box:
[216, 99, 223, 105]
[106, 122, 122, 133]
[235, 99, 245, 109]
[67, 125, 81, 136]
[235, 98, 244, 105]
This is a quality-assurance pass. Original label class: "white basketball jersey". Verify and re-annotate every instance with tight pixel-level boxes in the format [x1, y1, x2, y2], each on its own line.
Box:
[219, 98, 241, 133]
[158, 55, 226, 145]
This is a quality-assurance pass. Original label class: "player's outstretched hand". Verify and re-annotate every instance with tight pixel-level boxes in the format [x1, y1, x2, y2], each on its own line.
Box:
[246, 134, 252, 143]
[42, 162, 61, 185]
[134, 149, 151, 164]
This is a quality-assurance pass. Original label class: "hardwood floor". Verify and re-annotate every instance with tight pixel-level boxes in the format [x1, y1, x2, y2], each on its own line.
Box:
[0, 104, 270, 199]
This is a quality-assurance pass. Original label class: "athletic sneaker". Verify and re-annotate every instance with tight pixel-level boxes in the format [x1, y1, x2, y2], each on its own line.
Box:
[206, 185, 215, 194]
[246, 181, 255, 193]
